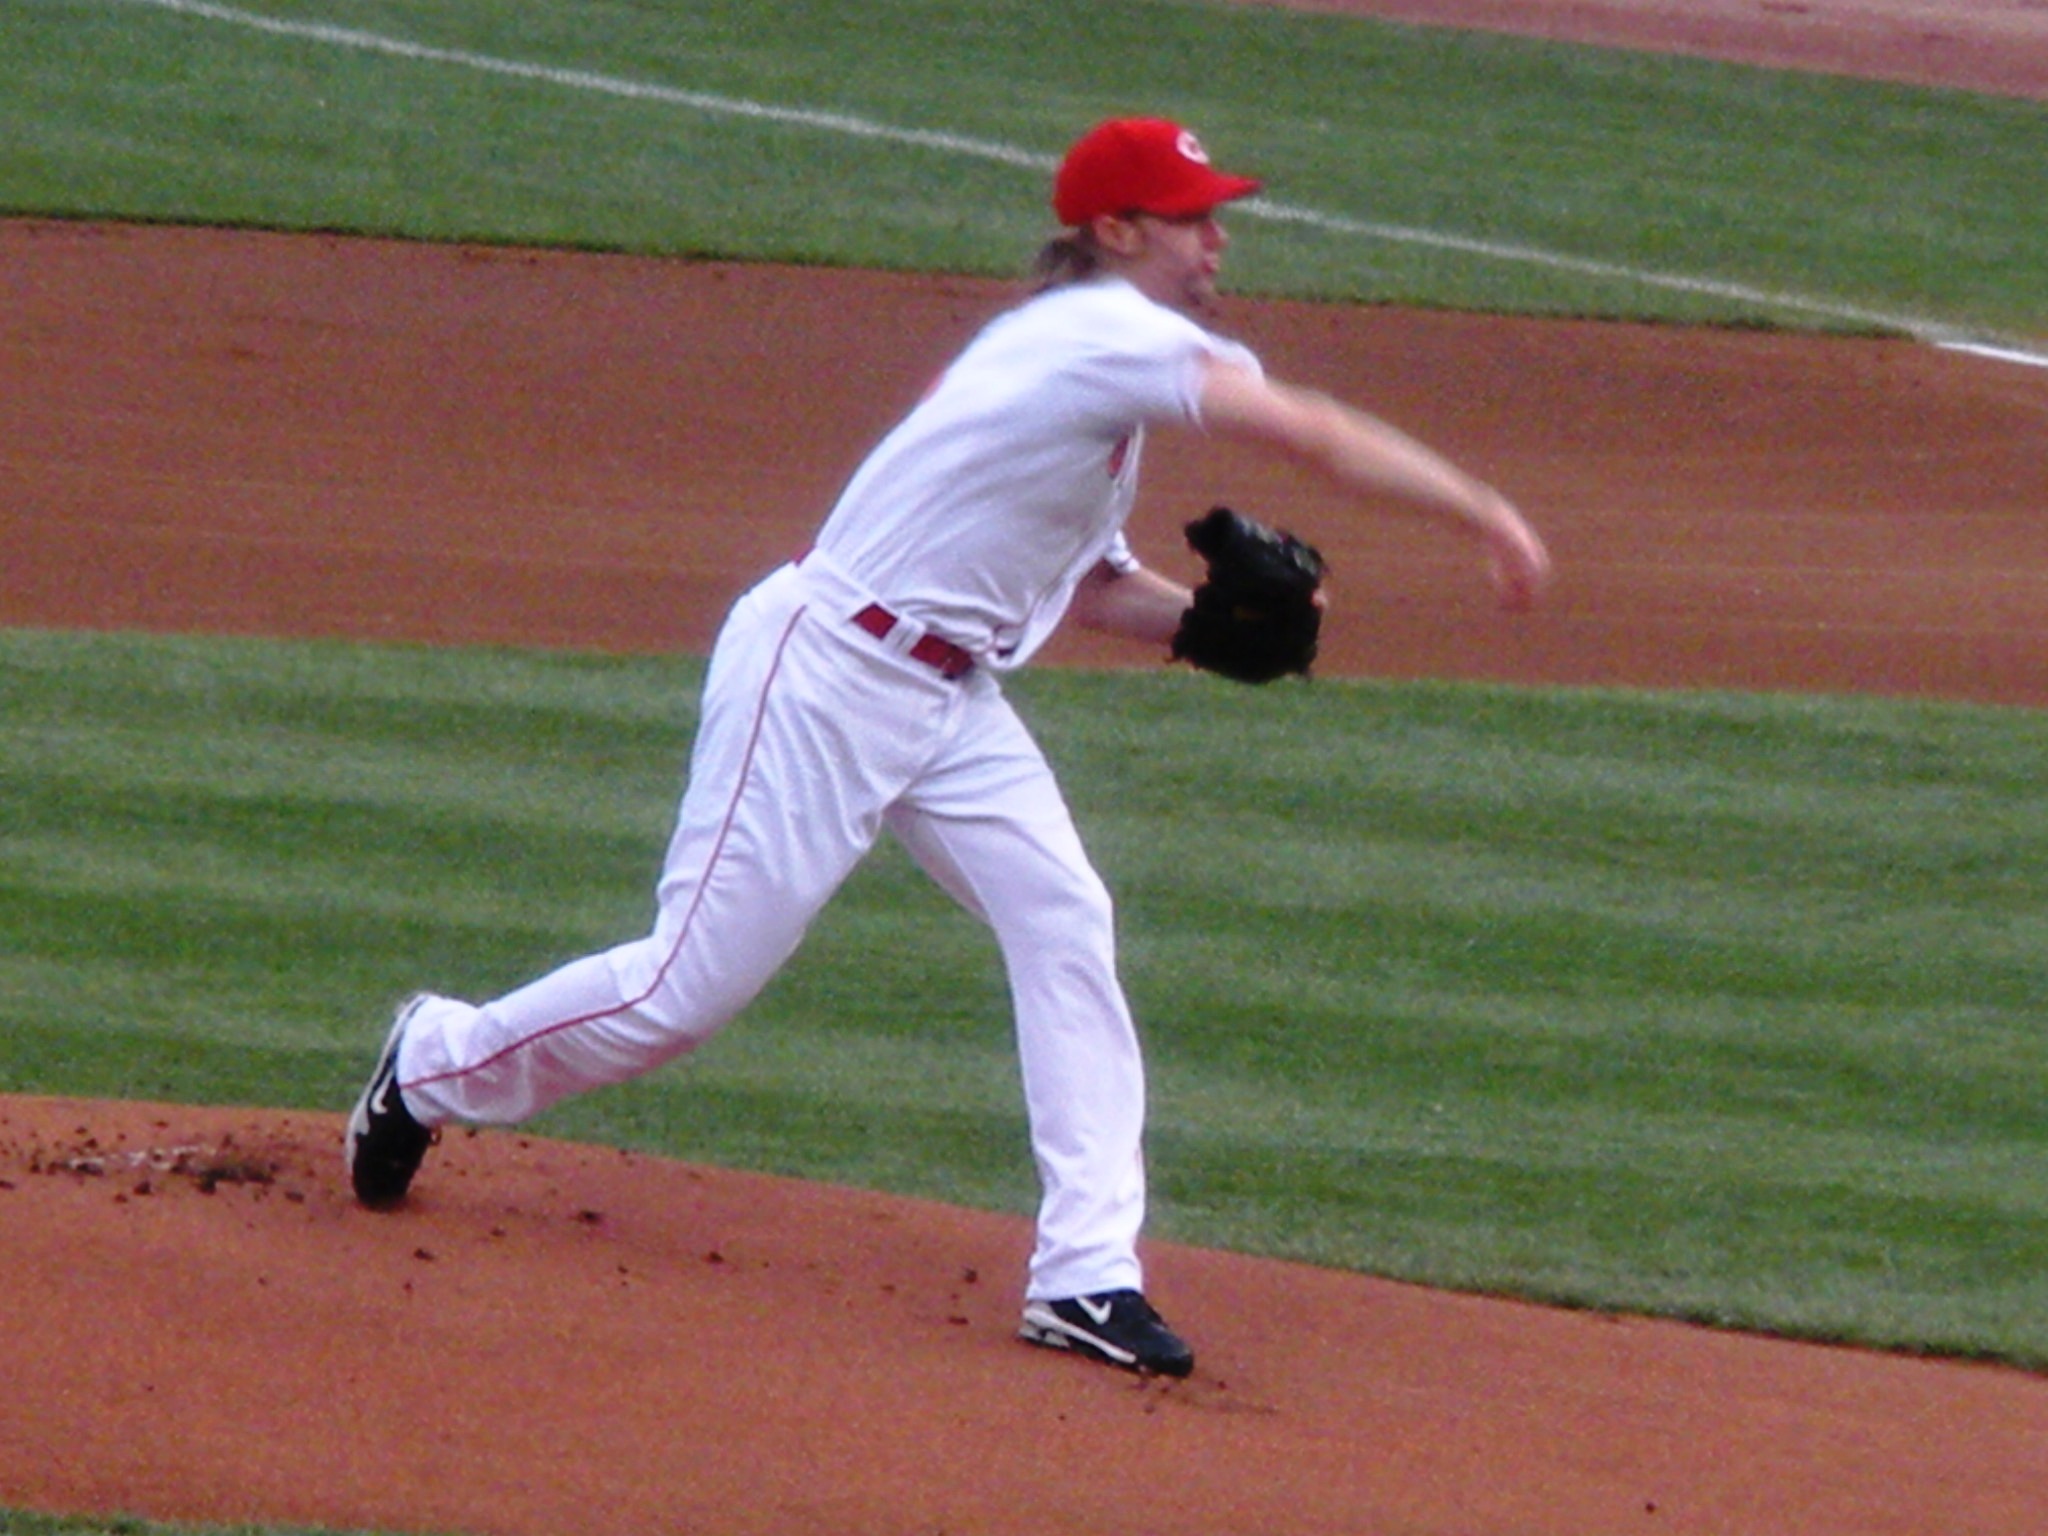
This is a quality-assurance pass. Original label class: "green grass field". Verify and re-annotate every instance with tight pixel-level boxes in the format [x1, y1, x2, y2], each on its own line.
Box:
[3, 2, 2046, 1529]
[7, 629, 2048, 1374]
[4, 0, 2043, 335]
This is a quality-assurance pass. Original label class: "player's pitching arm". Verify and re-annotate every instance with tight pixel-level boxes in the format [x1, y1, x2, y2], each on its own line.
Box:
[1196, 357, 1551, 611]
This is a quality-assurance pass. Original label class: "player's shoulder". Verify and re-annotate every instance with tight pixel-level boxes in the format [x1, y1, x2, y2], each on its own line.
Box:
[1014, 277, 1222, 349]
[1039, 275, 1184, 323]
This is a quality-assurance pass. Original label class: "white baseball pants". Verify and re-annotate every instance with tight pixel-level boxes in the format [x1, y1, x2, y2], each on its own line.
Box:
[394, 554, 1149, 1301]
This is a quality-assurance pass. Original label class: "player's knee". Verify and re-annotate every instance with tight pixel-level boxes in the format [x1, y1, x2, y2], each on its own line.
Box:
[1007, 863, 1118, 951]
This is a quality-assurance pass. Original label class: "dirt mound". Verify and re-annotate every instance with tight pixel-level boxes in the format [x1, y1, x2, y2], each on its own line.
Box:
[7, 1096, 2045, 1536]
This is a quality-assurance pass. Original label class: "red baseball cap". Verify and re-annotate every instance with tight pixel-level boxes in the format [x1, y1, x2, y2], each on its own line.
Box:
[1052, 118, 1262, 227]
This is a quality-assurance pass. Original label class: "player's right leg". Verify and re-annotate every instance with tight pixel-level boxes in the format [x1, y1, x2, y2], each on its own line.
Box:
[345, 562, 957, 1198]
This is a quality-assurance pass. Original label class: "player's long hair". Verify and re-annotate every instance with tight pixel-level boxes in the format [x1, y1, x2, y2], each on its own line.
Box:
[1031, 229, 1104, 291]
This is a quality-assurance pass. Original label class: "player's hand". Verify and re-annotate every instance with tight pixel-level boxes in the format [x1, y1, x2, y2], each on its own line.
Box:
[1484, 508, 1551, 613]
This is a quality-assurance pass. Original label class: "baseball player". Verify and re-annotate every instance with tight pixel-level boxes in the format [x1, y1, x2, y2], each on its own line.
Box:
[348, 116, 1549, 1378]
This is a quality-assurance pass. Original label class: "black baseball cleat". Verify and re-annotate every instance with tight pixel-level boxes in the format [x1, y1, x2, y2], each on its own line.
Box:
[344, 995, 437, 1209]
[1018, 1289, 1195, 1378]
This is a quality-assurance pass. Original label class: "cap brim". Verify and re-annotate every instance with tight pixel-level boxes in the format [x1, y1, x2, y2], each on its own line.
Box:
[1140, 173, 1263, 218]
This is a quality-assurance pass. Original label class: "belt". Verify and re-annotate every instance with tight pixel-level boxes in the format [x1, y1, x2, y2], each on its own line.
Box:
[852, 603, 975, 680]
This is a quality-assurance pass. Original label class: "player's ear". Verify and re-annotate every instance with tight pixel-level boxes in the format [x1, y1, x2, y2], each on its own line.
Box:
[1090, 211, 1147, 258]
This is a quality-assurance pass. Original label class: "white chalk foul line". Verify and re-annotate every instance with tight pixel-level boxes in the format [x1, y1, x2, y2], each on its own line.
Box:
[97, 0, 1053, 167]
[100, 0, 2048, 368]
[1243, 196, 1920, 333]
[1942, 341, 2048, 371]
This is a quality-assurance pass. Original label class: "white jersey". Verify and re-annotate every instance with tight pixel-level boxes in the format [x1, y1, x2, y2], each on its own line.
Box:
[812, 276, 1262, 669]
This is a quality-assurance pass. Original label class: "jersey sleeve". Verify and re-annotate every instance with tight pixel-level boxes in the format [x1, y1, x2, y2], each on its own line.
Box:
[1079, 292, 1264, 433]
[1185, 337, 1262, 430]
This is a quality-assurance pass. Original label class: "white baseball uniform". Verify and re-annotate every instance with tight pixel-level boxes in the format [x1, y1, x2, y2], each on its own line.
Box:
[393, 274, 1261, 1301]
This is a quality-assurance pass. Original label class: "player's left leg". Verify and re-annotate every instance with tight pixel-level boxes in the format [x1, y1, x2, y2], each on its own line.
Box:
[886, 691, 1192, 1375]
[884, 684, 1149, 1303]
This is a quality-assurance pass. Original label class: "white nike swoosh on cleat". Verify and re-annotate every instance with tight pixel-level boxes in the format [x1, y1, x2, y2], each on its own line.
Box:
[1077, 1295, 1114, 1326]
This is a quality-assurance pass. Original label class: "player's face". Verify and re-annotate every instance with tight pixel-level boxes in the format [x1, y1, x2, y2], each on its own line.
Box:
[1121, 210, 1231, 312]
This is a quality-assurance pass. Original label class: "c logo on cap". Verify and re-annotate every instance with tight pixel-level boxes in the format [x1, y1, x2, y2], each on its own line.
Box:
[1176, 130, 1210, 165]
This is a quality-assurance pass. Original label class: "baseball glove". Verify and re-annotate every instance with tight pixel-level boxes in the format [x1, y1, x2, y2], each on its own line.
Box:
[1170, 506, 1326, 684]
